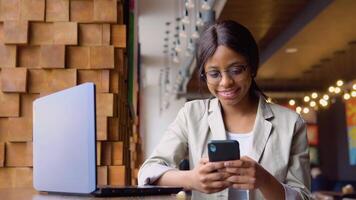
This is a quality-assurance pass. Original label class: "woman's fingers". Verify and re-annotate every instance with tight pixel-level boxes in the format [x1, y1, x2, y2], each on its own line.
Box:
[226, 174, 256, 184]
[199, 161, 225, 173]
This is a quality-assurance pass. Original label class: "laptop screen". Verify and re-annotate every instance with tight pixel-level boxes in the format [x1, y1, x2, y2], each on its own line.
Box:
[33, 83, 97, 194]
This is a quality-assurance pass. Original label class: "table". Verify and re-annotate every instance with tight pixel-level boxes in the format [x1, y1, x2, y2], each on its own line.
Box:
[0, 188, 184, 200]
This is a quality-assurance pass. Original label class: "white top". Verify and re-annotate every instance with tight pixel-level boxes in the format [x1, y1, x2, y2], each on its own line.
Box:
[227, 131, 253, 200]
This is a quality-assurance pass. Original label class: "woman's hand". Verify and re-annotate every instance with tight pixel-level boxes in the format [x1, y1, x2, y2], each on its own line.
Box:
[223, 156, 267, 190]
[189, 158, 232, 194]
[223, 156, 285, 200]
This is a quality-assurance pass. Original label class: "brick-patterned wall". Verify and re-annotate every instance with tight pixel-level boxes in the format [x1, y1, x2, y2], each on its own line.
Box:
[0, 0, 131, 188]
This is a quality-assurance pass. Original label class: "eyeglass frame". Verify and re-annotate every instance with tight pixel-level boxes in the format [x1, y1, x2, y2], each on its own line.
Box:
[200, 64, 249, 85]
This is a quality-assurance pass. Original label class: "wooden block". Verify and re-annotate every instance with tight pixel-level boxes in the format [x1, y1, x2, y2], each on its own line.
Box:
[21, 94, 39, 117]
[40, 45, 65, 68]
[108, 117, 119, 140]
[0, 168, 14, 188]
[28, 69, 49, 93]
[102, 24, 111, 45]
[46, 0, 69, 22]
[96, 93, 114, 117]
[70, 0, 93, 23]
[0, 119, 8, 141]
[29, 22, 53, 45]
[18, 46, 40, 68]
[0, 0, 20, 21]
[5, 117, 32, 142]
[13, 167, 33, 188]
[0, 92, 19, 117]
[79, 24, 102, 46]
[108, 166, 125, 186]
[0, 23, 4, 43]
[90, 46, 114, 69]
[110, 70, 119, 93]
[117, 1, 124, 24]
[93, 0, 117, 23]
[0, 44, 16, 68]
[114, 48, 125, 72]
[5, 142, 32, 167]
[47, 69, 77, 92]
[66, 46, 90, 69]
[112, 142, 123, 165]
[0, 167, 33, 188]
[20, 0, 45, 21]
[97, 166, 108, 186]
[96, 141, 101, 166]
[78, 70, 110, 93]
[1, 68, 27, 92]
[111, 25, 126, 48]
[96, 116, 107, 141]
[4, 20, 28, 44]
[101, 142, 112, 165]
[0, 142, 4, 167]
[53, 22, 77, 45]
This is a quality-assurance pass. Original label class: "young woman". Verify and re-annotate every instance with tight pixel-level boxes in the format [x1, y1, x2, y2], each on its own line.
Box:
[138, 20, 311, 200]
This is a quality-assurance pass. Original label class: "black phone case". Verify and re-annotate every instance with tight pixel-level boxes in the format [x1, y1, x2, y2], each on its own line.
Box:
[208, 140, 240, 162]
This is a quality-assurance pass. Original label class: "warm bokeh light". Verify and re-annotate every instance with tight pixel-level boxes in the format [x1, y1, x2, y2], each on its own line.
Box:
[289, 99, 296, 106]
[336, 80, 344, 87]
[328, 86, 335, 93]
[310, 101, 316, 107]
[296, 106, 302, 114]
[319, 99, 328, 107]
[334, 87, 341, 94]
[323, 94, 329, 100]
[343, 93, 351, 100]
[352, 91, 356, 97]
[353, 84, 356, 90]
[311, 92, 318, 99]
[304, 96, 310, 102]
[303, 107, 309, 114]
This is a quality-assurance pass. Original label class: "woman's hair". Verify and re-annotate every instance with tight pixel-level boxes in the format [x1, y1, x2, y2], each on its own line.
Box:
[196, 20, 265, 97]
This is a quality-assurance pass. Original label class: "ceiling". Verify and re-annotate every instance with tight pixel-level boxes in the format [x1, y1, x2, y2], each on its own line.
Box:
[186, 0, 356, 98]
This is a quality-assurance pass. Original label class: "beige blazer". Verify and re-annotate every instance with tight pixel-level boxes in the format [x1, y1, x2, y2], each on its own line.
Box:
[138, 97, 311, 200]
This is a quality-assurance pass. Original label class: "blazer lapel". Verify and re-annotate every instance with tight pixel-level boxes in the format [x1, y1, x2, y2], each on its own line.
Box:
[207, 98, 227, 140]
[248, 97, 274, 163]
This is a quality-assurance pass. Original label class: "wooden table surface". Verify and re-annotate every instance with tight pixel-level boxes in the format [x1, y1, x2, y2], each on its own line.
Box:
[0, 188, 184, 200]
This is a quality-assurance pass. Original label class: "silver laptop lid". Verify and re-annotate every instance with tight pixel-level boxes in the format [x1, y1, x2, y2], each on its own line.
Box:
[33, 83, 96, 194]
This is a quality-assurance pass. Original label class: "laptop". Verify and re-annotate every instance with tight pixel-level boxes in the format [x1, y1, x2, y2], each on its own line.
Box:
[33, 83, 183, 197]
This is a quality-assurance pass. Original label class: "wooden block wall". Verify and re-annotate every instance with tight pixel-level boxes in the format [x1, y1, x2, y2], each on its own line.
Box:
[0, 0, 131, 188]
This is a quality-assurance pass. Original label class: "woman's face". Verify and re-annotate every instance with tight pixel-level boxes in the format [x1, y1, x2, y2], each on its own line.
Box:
[204, 45, 253, 107]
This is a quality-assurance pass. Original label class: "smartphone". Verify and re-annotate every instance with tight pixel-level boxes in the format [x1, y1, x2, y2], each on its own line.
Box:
[208, 140, 240, 162]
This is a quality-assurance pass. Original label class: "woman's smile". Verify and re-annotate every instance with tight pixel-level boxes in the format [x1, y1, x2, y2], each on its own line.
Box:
[217, 88, 240, 99]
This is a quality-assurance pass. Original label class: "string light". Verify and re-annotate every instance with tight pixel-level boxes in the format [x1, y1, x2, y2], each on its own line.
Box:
[351, 91, 356, 97]
[191, 26, 200, 39]
[328, 86, 335, 93]
[289, 99, 296, 106]
[201, 0, 211, 10]
[311, 92, 318, 99]
[181, 9, 190, 24]
[304, 96, 310, 102]
[185, 0, 195, 9]
[310, 101, 316, 107]
[296, 106, 302, 114]
[196, 12, 204, 27]
[323, 94, 329, 100]
[303, 107, 310, 114]
[353, 84, 356, 90]
[336, 80, 344, 87]
[343, 93, 351, 100]
[334, 87, 341, 94]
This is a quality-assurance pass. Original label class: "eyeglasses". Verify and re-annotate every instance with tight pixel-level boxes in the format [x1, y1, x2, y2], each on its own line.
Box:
[202, 64, 248, 85]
